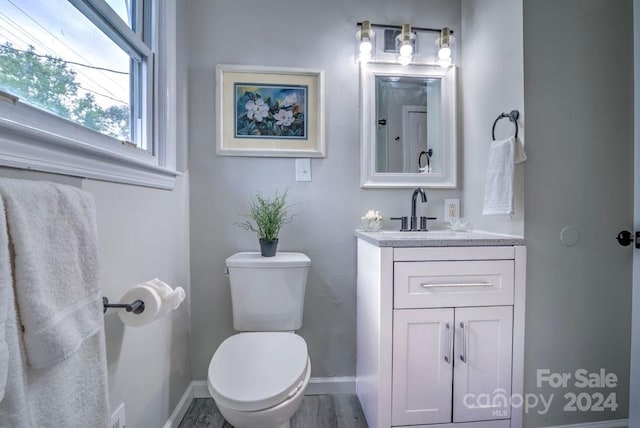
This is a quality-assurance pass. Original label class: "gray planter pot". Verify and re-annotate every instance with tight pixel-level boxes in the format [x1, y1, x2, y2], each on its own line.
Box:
[259, 239, 279, 257]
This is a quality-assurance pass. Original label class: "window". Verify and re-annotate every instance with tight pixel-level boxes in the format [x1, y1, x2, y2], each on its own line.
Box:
[0, 0, 178, 188]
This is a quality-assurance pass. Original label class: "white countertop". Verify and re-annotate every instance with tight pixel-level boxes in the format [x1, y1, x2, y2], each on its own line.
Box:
[354, 229, 525, 247]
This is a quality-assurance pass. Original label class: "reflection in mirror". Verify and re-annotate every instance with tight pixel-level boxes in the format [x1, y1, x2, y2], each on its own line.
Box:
[360, 63, 456, 188]
[375, 76, 441, 174]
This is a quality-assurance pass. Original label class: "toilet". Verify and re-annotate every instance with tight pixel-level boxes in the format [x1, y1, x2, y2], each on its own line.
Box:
[207, 252, 312, 428]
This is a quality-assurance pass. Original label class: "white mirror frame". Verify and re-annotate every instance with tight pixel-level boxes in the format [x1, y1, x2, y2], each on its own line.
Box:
[360, 63, 457, 188]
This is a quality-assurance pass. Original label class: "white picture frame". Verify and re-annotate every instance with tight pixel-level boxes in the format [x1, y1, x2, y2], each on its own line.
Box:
[216, 64, 326, 157]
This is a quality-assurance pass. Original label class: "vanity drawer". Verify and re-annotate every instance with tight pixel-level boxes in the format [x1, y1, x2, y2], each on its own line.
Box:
[394, 260, 514, 308]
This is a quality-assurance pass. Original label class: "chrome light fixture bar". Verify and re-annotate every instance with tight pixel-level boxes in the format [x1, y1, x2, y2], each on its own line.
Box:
[355, 22, 454, 67]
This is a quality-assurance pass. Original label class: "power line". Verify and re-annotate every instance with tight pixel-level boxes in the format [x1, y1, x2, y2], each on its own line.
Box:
[0, 13, 53, 56]
[1, 44, 128, 75]
[4, 0, 128, 96]
[0, 54, 129, 106]
[77, 84, 128, 105]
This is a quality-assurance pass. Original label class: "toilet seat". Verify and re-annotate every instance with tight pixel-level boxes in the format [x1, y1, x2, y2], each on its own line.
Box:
[208, 332, 309, 412]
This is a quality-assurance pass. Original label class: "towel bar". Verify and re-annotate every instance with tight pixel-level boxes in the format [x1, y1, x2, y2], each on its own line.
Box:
[492, 110, 520, 140]
[102, 297, 145, 314]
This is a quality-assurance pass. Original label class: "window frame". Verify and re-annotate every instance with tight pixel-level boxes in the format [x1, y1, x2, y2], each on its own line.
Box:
[0, 0, 179, 189]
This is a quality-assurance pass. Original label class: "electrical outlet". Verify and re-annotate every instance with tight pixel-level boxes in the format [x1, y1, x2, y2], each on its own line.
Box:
[111, 403, 126, 428]
[444, 199, 460, 223]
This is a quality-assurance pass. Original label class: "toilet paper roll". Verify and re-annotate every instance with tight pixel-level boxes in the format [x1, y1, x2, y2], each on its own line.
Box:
[117, 284, 163, 327]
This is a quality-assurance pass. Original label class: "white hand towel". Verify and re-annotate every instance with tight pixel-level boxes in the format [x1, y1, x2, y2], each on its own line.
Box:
[482, 136, 526, 216]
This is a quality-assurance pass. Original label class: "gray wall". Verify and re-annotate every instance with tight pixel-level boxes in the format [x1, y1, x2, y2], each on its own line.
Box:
[461, 0, 525, 236]
[523, 0, 633, 426]
[630, 0, 640, 424]
[188, 0, 463, 379]
[0, 3, 193, 427]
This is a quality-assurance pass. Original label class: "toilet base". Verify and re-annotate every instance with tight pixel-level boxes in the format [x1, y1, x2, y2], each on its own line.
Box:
[212, 358, 311, 428]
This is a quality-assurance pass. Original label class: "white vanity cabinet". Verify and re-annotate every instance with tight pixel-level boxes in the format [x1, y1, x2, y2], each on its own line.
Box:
[355, 233, 526, 428]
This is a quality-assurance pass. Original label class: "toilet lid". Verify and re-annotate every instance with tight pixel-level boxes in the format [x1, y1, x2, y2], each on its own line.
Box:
[208, 332, 309, 412]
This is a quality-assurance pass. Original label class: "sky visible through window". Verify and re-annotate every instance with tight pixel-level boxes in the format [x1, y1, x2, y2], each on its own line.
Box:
[0, 0, 134, 141]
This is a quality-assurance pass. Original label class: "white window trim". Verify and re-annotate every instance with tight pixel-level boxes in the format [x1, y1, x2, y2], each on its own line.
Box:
[0, 0, 179, 189]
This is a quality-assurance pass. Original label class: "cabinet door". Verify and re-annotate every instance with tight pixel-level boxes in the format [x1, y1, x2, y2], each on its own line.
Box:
[392, 308, 454, 426]
[453, 306, 513, 422]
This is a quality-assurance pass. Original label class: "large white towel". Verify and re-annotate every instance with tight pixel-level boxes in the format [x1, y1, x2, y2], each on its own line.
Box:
[0, 178, 109, 427]
[0, 196, 11, 403]
[482, 136, 526, 216]
[0, 217, 33, 427]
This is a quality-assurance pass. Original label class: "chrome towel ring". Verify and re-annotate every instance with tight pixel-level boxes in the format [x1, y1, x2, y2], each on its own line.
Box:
[492, 110, 520, 140]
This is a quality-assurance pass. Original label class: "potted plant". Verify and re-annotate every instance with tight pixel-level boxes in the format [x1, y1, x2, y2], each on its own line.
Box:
[237, 190, 294, 257]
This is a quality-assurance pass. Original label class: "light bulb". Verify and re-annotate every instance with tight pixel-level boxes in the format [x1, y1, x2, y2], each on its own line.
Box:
[438, 57, 451, 68]
[438, 46, 451, 60]
[359, 52, 372, 64]
[399, 42, 413, 58]
[360, 39, 373, 55]
[399, 55, 412, 66]
[436, 27, 455, 67]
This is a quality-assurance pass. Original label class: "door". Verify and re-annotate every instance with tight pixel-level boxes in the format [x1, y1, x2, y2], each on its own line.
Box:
[453, 306, 513, 423]
[402, 105, 428, 173]
[392, 308, 453, 426]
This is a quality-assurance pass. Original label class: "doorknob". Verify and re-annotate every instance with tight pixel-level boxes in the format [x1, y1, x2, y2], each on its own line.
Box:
[616, 230, 640, 248]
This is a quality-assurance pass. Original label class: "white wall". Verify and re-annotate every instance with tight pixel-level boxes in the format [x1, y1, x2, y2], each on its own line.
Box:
[523, 0, 633, 426]
[0, 2, 193, 426]
[188, 0, 462, 380]
[461, 0, 525, 236]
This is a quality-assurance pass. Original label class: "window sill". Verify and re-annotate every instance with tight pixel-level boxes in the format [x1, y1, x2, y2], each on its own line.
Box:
[0, 116, 179, 189]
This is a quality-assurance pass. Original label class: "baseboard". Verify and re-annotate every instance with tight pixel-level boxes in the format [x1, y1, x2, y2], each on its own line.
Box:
[164, 377, 357, 427]
[191, 380, 210, 398]
[163, 382, 195, 428]
[542, 419, 628, 428]
[306, 376, 356, 395]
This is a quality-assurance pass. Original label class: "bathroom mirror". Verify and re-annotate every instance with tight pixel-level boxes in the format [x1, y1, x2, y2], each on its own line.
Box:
[360, 63, 456, 188]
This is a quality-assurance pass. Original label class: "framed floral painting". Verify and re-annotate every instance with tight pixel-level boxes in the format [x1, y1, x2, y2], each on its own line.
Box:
[216, 65, 325, 157]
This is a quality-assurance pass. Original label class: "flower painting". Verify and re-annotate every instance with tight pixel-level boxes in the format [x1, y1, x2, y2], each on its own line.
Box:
[217, 65, 324, 157]
[234, 84, 307, 139]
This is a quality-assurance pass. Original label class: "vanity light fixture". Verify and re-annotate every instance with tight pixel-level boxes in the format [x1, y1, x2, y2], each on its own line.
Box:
[356, 20, 375, 64]
[396, 24, 415, 66]
[355, 22, 454, 67]
[436, 27, 455, 68]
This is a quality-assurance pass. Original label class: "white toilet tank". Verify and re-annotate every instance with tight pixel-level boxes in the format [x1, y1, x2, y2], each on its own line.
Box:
[225, 252, 311, 331]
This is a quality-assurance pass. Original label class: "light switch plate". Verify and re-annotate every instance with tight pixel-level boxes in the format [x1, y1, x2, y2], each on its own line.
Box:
[295, 159, 311, 182]
[444, 198, 460, 223]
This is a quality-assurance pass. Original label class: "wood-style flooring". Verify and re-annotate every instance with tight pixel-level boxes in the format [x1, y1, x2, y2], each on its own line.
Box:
[178, 395, 368, 428]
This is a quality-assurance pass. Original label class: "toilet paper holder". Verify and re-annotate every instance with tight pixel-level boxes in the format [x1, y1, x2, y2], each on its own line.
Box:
[102, 296, 145, 314]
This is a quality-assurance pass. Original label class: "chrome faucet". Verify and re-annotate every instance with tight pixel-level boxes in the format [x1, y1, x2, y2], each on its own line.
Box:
[391, 188, 437, 231]
[411, 188, 427, 230]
